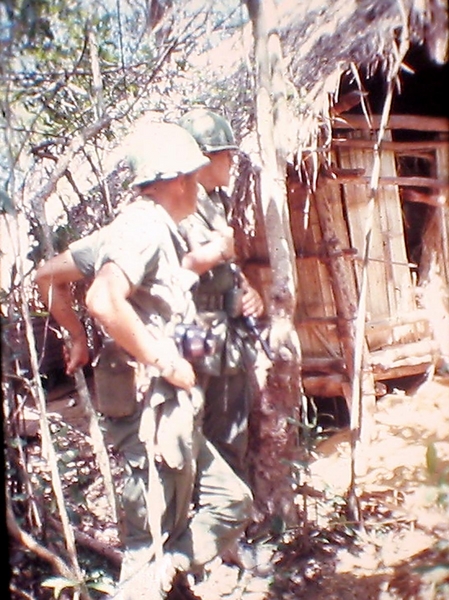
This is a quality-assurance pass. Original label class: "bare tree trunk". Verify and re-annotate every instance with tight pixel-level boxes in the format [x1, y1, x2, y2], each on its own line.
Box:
[245, 0, 302, 531]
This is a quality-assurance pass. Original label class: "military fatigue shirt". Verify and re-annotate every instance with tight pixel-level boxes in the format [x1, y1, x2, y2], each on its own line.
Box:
[70, 199, 198, 332]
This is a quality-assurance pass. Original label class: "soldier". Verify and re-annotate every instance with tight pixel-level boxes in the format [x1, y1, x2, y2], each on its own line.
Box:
[178, 108, 264, 483]
[35, 121, 252, 600]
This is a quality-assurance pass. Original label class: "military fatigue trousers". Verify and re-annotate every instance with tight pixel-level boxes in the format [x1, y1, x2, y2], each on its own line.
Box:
[104, 386, 252, 600]
[200, 369, 253, 482]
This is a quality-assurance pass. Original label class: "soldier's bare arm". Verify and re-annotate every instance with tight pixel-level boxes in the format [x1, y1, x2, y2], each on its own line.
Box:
[35, 250, 90, 374]
[86, 261, 196, 391]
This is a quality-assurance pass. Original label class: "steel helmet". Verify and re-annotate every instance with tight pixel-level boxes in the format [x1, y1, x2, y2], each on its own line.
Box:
[126, 122, 209, 188]
[178, 109, 238, 154]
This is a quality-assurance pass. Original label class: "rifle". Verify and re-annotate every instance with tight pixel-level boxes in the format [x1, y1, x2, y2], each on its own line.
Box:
[242, 314, 274, 362]
[225, 263, 274, 362]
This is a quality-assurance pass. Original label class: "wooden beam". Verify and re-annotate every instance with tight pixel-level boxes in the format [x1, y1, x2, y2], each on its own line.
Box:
[401, 188, 446, 207]
[370, 339, 439, 370]
[301, 356, 346, 374]
[302, 374, 345, 397]
[334, 114, 449, 133]
[326, 174, 449, 190]
[373, 361, 434, 381]
[366, 310, 431, 329]
[332, 139, 449, 150]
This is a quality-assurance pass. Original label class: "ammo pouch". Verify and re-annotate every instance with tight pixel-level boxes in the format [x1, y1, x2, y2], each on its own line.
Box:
[192, 263, 258, 376]
[93, 339, 137, 418]
[195, 262, 243, 315]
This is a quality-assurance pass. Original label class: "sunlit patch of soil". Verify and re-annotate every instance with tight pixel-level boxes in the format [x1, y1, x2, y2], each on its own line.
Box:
[288, 374, 449, 600]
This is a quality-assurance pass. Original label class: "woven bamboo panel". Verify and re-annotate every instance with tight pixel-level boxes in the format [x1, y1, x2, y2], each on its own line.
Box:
[336, 127, 418, 351]
[289, 185, 342, 359]
[243, 116, 446, 389]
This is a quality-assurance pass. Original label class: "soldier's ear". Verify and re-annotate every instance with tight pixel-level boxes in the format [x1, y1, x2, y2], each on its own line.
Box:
[178, 173, 198, 193]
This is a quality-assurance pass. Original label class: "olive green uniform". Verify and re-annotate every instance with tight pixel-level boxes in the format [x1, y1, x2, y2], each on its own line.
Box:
[70, 199, 252, 599]
[180, 187, 257, 481]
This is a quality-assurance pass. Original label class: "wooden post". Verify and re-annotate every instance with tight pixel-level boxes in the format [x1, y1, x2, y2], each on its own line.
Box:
[313, 187, 358, 391]
[245, 0, 302, 530]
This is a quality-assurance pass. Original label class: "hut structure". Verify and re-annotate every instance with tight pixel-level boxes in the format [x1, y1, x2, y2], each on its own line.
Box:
[238, 109, 448, 403]
[219, 0, 449, 415]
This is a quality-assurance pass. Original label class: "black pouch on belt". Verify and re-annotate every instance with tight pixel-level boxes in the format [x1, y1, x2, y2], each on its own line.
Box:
[92, 338, 137, 418]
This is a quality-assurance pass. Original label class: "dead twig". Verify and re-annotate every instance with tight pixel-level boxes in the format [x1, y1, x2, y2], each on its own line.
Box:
[7, 500, 81, 585]
[49, 517, 122, 568]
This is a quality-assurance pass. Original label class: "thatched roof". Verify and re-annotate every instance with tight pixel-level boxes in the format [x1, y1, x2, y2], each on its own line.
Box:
[190, 0, 447, 152]
[220, 0, 448, 272]
[282, 0, 447, 92]
[280, 0, 447, 142]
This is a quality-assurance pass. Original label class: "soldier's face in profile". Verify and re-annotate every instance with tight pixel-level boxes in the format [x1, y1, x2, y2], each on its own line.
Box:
[205, 150, 234, 188]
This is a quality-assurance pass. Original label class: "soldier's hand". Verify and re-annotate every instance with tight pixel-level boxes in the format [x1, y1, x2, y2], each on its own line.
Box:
[241, 285, 264, 319]
[162, 356, 196, 392]
[64, 335, 90, 375]
[218, 227, 235, 261]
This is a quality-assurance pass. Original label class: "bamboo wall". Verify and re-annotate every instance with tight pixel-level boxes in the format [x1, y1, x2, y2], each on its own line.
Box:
[244, 114, 449, 398]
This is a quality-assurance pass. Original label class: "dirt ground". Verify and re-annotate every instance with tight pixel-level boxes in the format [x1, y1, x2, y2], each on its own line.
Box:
[11, 372, 449, 599]
[193, 373, 449, 600]
[292, 373, 449, 600]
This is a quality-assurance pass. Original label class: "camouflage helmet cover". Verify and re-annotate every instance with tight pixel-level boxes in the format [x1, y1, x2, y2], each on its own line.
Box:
[178, 108, 237, 153]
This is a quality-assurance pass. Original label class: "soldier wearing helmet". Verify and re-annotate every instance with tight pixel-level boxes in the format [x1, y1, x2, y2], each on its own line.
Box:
[35, 120, 252, 600]
[179, 109, 264, 485]
[179, 109, 237, 152]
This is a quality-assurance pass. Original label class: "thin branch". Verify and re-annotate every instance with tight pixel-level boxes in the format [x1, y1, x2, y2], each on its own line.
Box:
[9, 584, 35, 600]
[12, 178, 85, 578]
[30, 147, 87, 205]
[87, 22, 105, 120]
[72, 360, 120, 524]
[115, 0, 127, 89]
[29, 115, 111, 260]
[50, 517, 122, 568]
[347, 0, 411, 522]
[6, 28, 90, 173]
